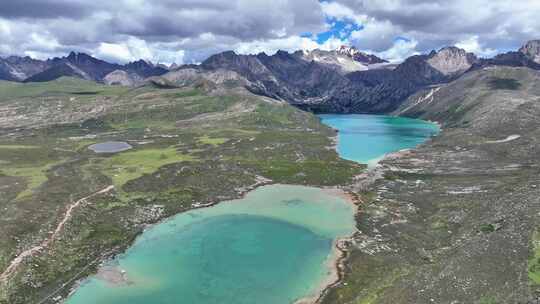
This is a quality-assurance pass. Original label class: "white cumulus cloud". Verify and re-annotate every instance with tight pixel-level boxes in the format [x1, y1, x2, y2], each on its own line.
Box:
[455, 35, 498, 58]
[375, 39, 419, 63]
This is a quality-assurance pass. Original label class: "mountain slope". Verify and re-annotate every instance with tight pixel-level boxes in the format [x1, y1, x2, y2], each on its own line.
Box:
[0, 52, 169, 83]
[343, 46, 478, 112]
[199, 50, 369, 112]
[24, 62, 90, 82]
[336, 45, 388, 65]
[103, 70, 144, 86]
[123, 59, 168, 78]
[149, 67, 250, 89]
[154, 45, 479, 114]
[0, 60, 18, 82]
[297, 46, 388, 74]
[323, 65, 540, 304]
[471, 40, 540, 71]
[519, 40, 540, 64]
[395, 66, 540, 131]
[0, 56, 51, 81]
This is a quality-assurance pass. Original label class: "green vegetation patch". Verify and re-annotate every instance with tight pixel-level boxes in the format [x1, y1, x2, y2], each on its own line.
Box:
[1, 162, 61, 199]
[528, 229, 540, 285]
[240, 102, 297, 128]
[321, 251, 409, 304]
[479, 223, 496, 233]
[105, 94, 238, 132]
[488, 77, 521, 90]
[162, 89, 202, 98]
[0, 144, 67, 199]
[197, 135, 229, 146]
[0, 145, 40, 149]
[356, 266, 409, 304]
[96, 147, 196, 188]
[478, 296, 498, 304]
[0, 77, 129, 102]
[252, 159, 360, 185]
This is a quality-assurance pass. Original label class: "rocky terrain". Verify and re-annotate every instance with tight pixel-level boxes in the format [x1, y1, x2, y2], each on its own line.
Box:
[0, 44, 486, 114]
[297, 46, 388, 74]
[0, 56, 51, 81]
[336, 45, 388, 65]
[520, 40, 540, 64]
[163, 40, 539, 114]
[322, 66, 540, 304]
[0, 52, 168, 83]
[471, 40, 540, 71]
[102, 70, 144, 87]
[156, 45, 477, 114]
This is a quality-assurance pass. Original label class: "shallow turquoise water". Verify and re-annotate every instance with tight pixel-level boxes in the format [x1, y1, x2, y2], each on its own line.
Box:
[66, 185, 356, 304]
[318, 114, 439, 165]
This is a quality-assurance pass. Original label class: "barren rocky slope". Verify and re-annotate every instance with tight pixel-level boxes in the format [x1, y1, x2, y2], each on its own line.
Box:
[520, 40, 540, 64]
[0, 53, 168, 83]
[157, 46, 476, 114]
[297, 46, 388, 74]
[322, 66, 540, 304]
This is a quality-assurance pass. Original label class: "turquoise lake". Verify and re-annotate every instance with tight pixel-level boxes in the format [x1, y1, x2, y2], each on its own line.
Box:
[66, 114, 438, 304]
[318, 114, 439, 166]
[66, 185, 356, 304]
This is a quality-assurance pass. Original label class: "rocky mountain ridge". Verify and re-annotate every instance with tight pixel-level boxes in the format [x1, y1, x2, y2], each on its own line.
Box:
[519, 40, 540, 63]
[190, 44, 482, 113]
[297, 46, 388, 74]
[336, 45, 388, 65]
[2, 40, 540, 114]
[426, 46, 478, 75]
[0, 52, 168, 83]
[0, 56, 50, 81]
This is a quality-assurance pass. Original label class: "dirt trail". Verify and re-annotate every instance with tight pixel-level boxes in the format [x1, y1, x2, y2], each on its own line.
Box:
[0, 185, 114, 283]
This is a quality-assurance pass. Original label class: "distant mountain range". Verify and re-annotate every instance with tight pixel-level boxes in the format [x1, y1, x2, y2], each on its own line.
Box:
[0, 51, 168, 83]
[193, 43, 528, 113]
[1, 40, 540, 113]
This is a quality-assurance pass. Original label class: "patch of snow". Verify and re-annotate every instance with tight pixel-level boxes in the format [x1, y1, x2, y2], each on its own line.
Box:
[446, 186, 487, 194]
[399, 87, 441, 114]
[486, 134, 520, 143]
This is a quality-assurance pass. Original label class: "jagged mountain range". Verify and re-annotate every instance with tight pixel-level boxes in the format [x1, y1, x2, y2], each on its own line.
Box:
[194, 45, 481, 113]
[1, 40, 540, 113]
[0, 51, 168, 83]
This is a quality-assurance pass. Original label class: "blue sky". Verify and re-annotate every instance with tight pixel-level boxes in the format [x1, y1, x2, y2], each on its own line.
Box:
[304, 18, 364, 44]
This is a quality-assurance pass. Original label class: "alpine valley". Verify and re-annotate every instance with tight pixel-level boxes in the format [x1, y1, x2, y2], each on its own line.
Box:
[2, 34, 540, 304]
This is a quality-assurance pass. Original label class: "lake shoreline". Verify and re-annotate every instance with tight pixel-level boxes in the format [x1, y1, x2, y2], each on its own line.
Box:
[61, 177, 274, 302]
[296, 189, 361, 304]
[310, 114, 441, 304]
[62, 183, 359, 304]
